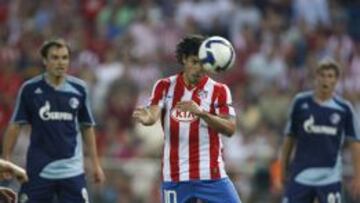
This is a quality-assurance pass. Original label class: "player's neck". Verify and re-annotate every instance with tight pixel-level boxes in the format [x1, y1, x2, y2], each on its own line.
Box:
[182, 74, 196, 89]
[184, 79, 196, 89]
[314, 90, 333, 103]
[45, 73, 65, 87]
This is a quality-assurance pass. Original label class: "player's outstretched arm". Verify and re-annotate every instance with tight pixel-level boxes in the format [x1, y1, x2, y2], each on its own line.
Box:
[0, 159, 28, 183]
[2, 124, 21, 161]
[132, 105, 161, 126]
[350, 141, 360, 200]
[176, 101, 236, 136]
[81, 126, 105, 184]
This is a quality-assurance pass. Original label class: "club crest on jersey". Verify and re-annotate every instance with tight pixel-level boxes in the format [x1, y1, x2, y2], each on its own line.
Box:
[69, 97, 79, 109]
[301, 102, 309, 109]
[330, 113, 341, 125]
[282, 197, 289, 203]
[171, 108, 198, 122]
[19, 193, 28, 203]
[39, 101, 73, 121]
[197, 90, 208, 99]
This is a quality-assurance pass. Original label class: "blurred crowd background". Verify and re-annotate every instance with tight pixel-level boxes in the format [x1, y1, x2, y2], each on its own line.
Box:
[0, 0, 359, 202]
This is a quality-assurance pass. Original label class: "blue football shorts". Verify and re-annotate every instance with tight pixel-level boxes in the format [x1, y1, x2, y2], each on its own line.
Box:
[162, 178, 241, 203]
[18, 174, 89, 203]
[283, 180, 342, 203]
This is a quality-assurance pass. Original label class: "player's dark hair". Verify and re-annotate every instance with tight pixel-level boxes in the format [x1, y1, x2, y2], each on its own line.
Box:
[176, 34, 205, 65]
[316, 58, 341, 77]
[40, 38, 71, 59]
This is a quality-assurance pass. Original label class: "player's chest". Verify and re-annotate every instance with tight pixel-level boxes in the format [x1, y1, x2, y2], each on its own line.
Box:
[29, 89, 82, 114]
[296, 103, 345, 124]
[165, 88, 213, 122]
[296, 102, 345, 132]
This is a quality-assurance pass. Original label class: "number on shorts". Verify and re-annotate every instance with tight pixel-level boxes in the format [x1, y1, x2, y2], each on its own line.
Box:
[82, 188, 89, 203]
[164, 190, 177, 203]
[327, 192, 341, 203]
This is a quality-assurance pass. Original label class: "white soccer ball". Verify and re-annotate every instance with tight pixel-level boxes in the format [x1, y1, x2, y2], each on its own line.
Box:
[198, 36, 235, 73]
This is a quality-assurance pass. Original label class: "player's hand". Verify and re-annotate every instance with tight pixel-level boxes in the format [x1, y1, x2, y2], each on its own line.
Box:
[0, 187, 17, 203]
[0, 160, 28, 183]
[175, 101, 204, 116]
[93, 165, 105, 185]
[132, 107, 152, 124]
[350, 176, 360, 200]
[8, 162, 28, 183]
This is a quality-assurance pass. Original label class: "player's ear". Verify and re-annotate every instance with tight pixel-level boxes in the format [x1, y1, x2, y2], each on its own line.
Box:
[181, 54, 187, 64]
[42, 58, 48, 66]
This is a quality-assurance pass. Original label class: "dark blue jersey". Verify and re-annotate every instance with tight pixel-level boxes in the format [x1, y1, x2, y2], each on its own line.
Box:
[11, 74, 95, 179]
[284, 91, 360, 186]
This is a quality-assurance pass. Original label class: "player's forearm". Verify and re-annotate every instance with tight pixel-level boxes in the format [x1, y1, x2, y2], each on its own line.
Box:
[280, 136, 295, 179]
[0, 159, 11, 169]
[350, 141, 360, 179]
[82, 127, 101, 167]
[198, 111, 236, 136]
[2, 124, 21, 160]
[280, 149, 290, 176]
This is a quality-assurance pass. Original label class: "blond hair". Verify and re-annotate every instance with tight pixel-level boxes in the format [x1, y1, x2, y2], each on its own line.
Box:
[316, 58, 341, 77]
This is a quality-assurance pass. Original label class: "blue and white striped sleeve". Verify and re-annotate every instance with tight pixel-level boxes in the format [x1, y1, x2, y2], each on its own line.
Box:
[284, 96, 297, 137]
[10, 84, 30, 124]
[78, 83, 95, 126]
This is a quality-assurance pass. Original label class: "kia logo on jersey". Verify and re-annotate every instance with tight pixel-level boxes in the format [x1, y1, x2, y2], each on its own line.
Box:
[170, 108, 198, 122]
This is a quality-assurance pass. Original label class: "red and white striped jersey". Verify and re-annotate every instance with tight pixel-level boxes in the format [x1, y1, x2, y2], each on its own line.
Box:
[149, 73, 236, 182]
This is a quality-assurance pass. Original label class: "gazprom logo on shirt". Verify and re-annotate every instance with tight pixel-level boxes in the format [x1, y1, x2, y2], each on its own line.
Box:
[170, 108, 198, 122]
[39, 101, 73, 121]
[303, 115, 337, 135]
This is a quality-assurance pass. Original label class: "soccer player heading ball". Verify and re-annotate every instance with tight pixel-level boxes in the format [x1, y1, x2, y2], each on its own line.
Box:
[2, 38, 105, 203]
[280, 58, 360, 202]
[133, 35, 241, 203]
